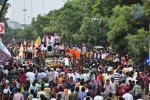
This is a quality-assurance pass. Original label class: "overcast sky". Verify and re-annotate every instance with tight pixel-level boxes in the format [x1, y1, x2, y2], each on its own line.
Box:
[6, 0, 66, 24]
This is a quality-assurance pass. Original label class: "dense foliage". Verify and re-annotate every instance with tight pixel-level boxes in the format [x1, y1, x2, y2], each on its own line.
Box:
[5, 0, 150, 62]
[0, 2, 10, 34]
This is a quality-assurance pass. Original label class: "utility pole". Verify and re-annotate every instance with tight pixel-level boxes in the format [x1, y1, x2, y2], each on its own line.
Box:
[43, 0, 45, 15]
[148, 19, 150, 58]
[31, 0, 33, 19]
[23, 0, 27, 28]
[13, 0, 14, 22]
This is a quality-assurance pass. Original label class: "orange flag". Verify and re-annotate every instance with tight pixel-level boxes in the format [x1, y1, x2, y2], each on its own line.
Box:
[69, 49, 75, 56]
[75, 50, 81, 60]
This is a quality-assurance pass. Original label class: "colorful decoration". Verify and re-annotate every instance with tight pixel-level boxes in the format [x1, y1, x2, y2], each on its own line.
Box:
[19, 44, 24, 59]
[69, 48, 81, 60]
[36, 36, 41, 44]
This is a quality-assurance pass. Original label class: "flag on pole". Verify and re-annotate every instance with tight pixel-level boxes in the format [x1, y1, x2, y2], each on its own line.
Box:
[75, 50, 81, 60]
[36, 36, 41, 44]
[69, 49, 75, 56]
[19, 44, 24, 59]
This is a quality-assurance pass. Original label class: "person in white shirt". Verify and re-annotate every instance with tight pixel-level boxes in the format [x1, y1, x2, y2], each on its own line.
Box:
[113, 57, 120, 63]
[46, 36, 50, 51]
[107, 66, 113, 72]
[110, 78, 116, 97]
[26, 69, 36, 85]
[76, 71, 83, 80]
[122, 89, 133, 100]
[54, 34, 60, 47]
[41, 71, 46, 79]
[133, 69, 138, 79]
[101, 52, 107, 60]
[46, 69, 54, 85]
[3, 67, 9, 76]
[129, 66, 133, 72]
[62, 56, 70, 67]
[54, 69, 59, 78]
[94, 91, 103, 100]
[41, 44, 47, 51]
[82, 72, 90, 82]
[50, 35, 55, 49]
[126, 74, 133, 84]
[71, 72, 76, 83]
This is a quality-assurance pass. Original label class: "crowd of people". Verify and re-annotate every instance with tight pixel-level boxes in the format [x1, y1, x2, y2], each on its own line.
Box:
[0, 34, 150, 100]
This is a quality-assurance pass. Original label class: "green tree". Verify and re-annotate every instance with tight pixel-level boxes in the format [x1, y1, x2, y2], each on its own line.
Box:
[16, 25, 35, 40]
[107, 0, 150, 61]
[126, 28, 148, 62]
[58, 0, 87, 44]
[92, 0, 143, 17]
[32, 15, 51, 36]
[1, 3, 10, 33]
[79, 17, 95, 43]
[107, 5, 132, 55]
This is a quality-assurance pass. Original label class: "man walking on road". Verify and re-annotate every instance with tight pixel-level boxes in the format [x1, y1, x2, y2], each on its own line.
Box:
[13, 88, 24, 100]
[122, 89, 133, 100]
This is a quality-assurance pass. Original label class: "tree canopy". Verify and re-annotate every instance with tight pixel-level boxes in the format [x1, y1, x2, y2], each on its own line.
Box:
[5, 0, 150, 62]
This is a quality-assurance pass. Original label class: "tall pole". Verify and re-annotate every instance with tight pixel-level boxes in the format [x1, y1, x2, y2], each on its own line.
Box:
[23, 0, 27, 28]
[148, 19, 150, 58]
[31, 0, 33, 20]
[13, 0, 16, 30]
[24, 0, 25, 24]
[43, 0, 44, 15]
[13, 0, 14, 22]
[24, 0, 26, 25]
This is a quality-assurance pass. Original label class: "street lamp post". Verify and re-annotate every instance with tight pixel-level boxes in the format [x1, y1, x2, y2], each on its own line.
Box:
[91, 18, 101, 46]
[23, 9, 27, 27]
[31, 0, 33, 19]
[23, 0, 27, 28]
[43, 0, 45, 15]
[148, 19, 150, 58]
